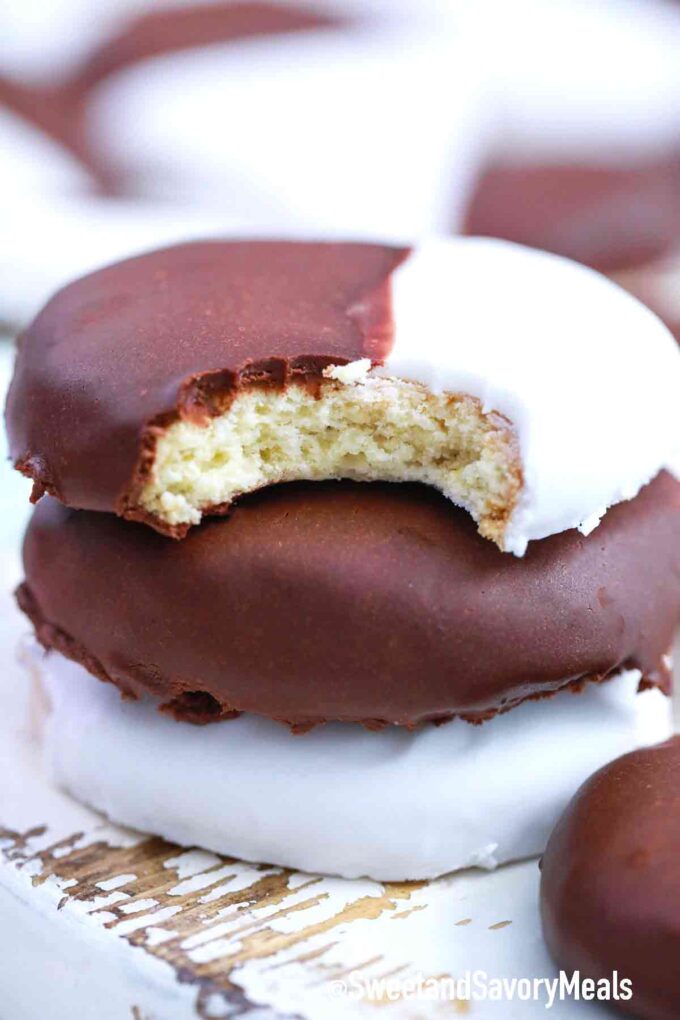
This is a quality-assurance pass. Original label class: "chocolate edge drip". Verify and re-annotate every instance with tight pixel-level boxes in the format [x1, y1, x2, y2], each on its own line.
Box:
[16, 473, 679, 728]
[17, 577, 658, 731]
[6, 241, 410, 528]
[119, 247, 410, 535]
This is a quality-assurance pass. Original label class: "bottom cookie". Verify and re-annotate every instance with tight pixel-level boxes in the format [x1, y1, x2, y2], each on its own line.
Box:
[36, 651, 671, 881]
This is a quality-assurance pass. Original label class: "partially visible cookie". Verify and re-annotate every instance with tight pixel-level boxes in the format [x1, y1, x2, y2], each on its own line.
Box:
[541, 736, 680, 1019]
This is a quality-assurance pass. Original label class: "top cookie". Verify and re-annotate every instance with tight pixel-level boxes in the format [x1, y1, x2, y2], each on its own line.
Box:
[6, 237, 679, 553]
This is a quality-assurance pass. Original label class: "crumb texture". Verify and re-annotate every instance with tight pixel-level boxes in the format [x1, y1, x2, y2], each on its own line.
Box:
[140, 375, 521, 545]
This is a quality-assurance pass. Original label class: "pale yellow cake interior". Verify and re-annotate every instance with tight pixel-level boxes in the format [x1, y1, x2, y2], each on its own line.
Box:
[140, 367, 522, 546]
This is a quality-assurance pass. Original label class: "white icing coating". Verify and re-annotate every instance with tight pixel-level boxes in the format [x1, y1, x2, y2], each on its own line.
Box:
[473, 0, 680, 160]
[41, 653, 671, 882]
[383, 238, 680, 554]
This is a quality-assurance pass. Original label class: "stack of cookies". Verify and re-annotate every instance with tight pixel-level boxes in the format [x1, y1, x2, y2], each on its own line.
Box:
[6, 237, 680, 880]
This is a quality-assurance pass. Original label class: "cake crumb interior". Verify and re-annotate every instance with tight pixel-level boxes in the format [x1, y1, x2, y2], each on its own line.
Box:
[140, 374, 522, 546]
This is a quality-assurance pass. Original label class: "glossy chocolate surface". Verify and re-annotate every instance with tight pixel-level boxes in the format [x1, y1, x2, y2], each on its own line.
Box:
[18, 472, 679, 728]
[541, 736, 680, 1019]
[463, 158, 680, 272]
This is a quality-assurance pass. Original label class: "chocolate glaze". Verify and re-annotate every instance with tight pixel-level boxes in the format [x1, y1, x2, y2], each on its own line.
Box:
[463, 158, 680, 272]
[541, 736, 680, 1019]
[6, 241, 409, 534]
[74, 2, 342, 93]
[18, 471, 679, 729]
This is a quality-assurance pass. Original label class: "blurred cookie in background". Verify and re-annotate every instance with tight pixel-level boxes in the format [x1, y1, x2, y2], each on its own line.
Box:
[0, 73, 93, 204]
[463, 0, 680, 273]
[0, 1, 492, 325]
[0, 2, 357, 325]
[76, 0, 491, 238]
[0, 0, 145, 180]
[612, 255, 680, 344]
[0, 0, 347, 190]
[2, 0, 678, 327]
